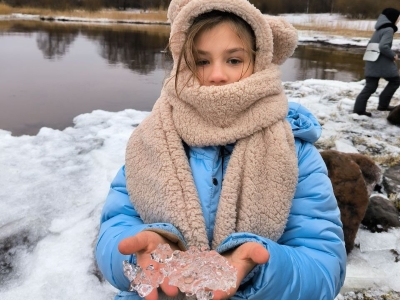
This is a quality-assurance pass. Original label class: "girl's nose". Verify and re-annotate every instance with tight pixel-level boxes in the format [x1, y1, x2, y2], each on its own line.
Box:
[208, 64, 228, 85]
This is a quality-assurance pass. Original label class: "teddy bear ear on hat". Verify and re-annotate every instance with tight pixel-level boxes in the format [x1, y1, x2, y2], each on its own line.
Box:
[264, 15, 298, 65]
[167, 0, 191, 25]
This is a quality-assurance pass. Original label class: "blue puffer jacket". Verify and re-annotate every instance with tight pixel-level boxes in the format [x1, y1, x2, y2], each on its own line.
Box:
[96, 102, 347, 300]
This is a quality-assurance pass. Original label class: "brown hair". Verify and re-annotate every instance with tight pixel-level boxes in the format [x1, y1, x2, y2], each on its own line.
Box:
[171, 10, 256, 93]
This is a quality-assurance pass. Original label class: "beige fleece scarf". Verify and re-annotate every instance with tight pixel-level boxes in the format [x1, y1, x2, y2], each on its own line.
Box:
[125, 62, 298, 249]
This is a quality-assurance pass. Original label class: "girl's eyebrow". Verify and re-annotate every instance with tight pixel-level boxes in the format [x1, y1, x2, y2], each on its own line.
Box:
[196, 48, 246, 55]
[226, 48, 245, 54]
[227, 48, 246, 54]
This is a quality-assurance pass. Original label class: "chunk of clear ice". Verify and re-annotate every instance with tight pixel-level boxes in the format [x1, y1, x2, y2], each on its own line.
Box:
[123, 244, 237, 300]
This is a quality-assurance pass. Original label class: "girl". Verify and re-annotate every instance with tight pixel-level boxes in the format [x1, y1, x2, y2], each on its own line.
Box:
[96, 0, 346, 299]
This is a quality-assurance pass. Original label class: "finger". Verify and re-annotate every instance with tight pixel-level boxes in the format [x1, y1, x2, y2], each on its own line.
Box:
[159, 277, 179, 297]
[248, 243, 270, 265]
[118, 232, 152, 255]
[144, 287, 159, 300]
[212, 288, 234, 300]
[236, 242, 269, 265]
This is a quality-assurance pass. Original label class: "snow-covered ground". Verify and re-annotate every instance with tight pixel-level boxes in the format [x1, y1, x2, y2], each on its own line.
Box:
[0, 12, 400, 300]
[284, 13, 400, 49]
[283, 13, 375, 31]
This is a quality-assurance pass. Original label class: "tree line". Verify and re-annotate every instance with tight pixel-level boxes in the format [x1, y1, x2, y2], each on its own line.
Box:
[2, 0, 171, 11]
[252, 0, 400, 18]
[3, 0, 400, 18]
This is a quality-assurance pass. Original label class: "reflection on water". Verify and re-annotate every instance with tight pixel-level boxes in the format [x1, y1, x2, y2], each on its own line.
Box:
[0, 20, 365, 136]
[37, 27, 78, 59]
[285, 44, 365, 82]
[87, 27, 170, 74]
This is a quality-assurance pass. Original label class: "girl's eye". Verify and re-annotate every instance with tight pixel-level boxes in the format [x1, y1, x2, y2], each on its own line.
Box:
[196, 60, 209, 66]
[228, 58, 242, 65]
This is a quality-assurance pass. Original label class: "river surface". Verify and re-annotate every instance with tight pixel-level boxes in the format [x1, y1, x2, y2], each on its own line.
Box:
[0, 20, 365, 136]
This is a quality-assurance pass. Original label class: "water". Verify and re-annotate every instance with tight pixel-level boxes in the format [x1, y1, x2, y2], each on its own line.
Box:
[0, 20, 365, 136]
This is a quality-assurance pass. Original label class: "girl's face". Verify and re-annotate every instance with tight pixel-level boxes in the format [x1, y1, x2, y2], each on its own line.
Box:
[193, 22, 254, 86]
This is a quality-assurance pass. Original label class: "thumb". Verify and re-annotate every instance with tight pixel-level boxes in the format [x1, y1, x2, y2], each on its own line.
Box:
[248, 243, 270, 265]
[118, 232, 153, 255]
[118, 236, 140, 255]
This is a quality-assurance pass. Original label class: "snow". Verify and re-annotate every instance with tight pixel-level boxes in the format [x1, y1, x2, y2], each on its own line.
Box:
[0, 12, 400, 300]
[283, 13, 375, 31]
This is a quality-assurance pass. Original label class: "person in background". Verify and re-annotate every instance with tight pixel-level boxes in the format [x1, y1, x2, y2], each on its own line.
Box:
[353, 8, 400, 117]
[96, 0, 347, 299]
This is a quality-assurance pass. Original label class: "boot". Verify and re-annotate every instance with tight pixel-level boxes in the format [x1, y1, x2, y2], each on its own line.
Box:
[377, 105, 396, 111]
[353, 111, 372, 117]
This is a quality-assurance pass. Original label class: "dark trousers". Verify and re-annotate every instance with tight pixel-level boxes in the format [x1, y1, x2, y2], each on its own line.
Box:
[353, 76, 400, 113]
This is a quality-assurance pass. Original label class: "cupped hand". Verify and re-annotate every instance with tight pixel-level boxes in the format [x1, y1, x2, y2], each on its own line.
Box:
[212, 242, 270, 300]
[119, 231, 180, 300]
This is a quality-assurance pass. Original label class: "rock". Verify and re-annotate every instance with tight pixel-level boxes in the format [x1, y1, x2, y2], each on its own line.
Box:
[0, 229, 38, 282]
[382, 163, 400, 196]
[320, 150, 380, 254]
[387, 105, 400, 126]
[361, 195, 400, 232]
[0, 220, 46, 285]
[339, 289, 400, 300]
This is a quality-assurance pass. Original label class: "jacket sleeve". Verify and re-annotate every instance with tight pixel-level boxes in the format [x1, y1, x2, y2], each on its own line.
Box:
[95, 166, 186, 291]
[379, 28, 396, 59]
[216, 139, 346, 300]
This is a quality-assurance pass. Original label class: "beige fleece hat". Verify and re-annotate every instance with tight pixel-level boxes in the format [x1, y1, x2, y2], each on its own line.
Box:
[167, 0, 298, 72]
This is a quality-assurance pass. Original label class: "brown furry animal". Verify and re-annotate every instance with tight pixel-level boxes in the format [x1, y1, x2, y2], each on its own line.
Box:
[387, 105, 400, 125]
[320, 150, 381, 254]
[343, 153, 382, 195]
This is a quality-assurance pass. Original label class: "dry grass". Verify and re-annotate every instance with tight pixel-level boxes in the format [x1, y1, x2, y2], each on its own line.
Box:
[314, 135, 337, 150]
[0, 3, 168, 22]
[64, 10, 168, 22]
[0, 18, 170, 34]
[0, 20, 12, 31]
[373, 154, 400, 167]
[0, 3, 12, 14]
[293, 24, 373, 38]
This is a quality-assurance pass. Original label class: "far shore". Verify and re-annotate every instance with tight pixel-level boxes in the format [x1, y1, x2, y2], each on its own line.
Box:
[0, 5, 376, 38]
[0, 4, 170, 24]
